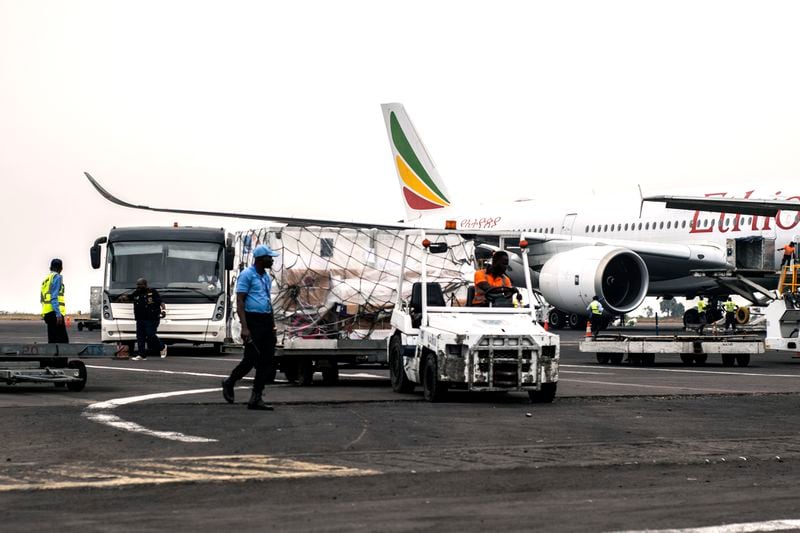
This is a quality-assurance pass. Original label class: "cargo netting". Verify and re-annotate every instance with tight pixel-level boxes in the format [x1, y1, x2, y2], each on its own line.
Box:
[229, 227, 475, 343]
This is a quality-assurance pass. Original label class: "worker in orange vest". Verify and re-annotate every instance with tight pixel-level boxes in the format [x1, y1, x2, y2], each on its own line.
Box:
[781, 242, 796, 267]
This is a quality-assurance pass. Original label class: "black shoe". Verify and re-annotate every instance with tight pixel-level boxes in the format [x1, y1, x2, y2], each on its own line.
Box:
[247, 399, 274, 411]
[221, 379, 235, 404]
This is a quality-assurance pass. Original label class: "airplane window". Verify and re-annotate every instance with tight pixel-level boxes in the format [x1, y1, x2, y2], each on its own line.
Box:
[591, 225, 596, 232]
[659, 221, 664, 229]
[682, 220, 686, 228]
[550, 227, 554, 233]
[610, 224, 614, 232]
[638, 223, 642, 230]
[667, 221, 671, 229]
[603, 224, 608, 232]
[585, 225, 589, 232]
[616, 224, 621, 231]
[624, 223, 628, 231]
[645, 222, 649, 230]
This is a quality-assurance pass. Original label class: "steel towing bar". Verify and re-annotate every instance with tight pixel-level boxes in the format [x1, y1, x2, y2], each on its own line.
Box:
[0, 343, 117, 391]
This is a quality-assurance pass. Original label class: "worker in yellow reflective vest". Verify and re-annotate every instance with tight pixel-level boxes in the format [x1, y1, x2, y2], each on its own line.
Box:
[723, 297, 739, 332]
[40, 258, 68, 343]
[586, 295, 604, 338]
[696, 297, 708, 334]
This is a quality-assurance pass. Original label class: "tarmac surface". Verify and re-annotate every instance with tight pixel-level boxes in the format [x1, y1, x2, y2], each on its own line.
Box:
[2, 320, 800, 532]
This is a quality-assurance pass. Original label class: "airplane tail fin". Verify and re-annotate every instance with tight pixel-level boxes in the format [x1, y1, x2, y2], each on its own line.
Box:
[381, 103, 451, 221]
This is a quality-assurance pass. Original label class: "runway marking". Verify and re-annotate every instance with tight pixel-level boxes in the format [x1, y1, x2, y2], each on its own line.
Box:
[560, 364, 800, 379]
[84, 388, 223, 443]
[562, 378, 748, 393]
[0, 454, 378, 492]
[616, 519, 800, 532]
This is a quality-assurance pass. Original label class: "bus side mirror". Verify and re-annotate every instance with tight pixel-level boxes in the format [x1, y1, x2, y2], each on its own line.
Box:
[90, 236, 107, 270]
[225, 245, 235, 271]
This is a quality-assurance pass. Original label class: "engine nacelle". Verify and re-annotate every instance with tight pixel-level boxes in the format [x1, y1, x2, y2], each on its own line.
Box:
[539, 246, 649, 315]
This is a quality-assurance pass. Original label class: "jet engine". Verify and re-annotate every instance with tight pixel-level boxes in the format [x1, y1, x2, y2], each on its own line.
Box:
[538, 246, 649, 316]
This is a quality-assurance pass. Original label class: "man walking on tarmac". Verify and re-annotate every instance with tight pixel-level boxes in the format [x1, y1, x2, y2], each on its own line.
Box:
[586, 295, 604, 339]
[126, 278, 167, 361]
[723, 297, 739, 332]
[41, 258, 68, 343]
[222, 244, 280, 410]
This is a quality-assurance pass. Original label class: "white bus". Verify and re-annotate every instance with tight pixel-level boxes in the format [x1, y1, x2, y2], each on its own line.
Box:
[90, 226, 234, 353]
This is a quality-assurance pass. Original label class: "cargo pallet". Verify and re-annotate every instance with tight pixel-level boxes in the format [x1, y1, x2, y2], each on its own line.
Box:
[0, 343, 116, 391]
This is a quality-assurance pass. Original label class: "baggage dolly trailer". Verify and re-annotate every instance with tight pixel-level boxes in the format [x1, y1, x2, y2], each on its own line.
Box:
[0, 343, 116, 391]
[579, 334, 764, 367]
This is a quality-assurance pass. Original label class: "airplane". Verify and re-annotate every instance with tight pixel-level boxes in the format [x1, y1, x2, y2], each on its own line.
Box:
[84, 103, 800, 329]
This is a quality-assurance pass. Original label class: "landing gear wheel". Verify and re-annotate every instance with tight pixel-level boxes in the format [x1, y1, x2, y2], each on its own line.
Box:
[567, 313, 582, 330]
[548, 309, 564, 330]
[694, 354, 708, 365]
[683, 309, 699, 329]
[389, 335, 415, 393]
[66, 360, 87, 392]
[736, 354, 751, 367]
[297, 358, 315, 386]
[422, 355, 447, 402]
[721, 354, 736, 367]
[610, 354, 624, 365]
[321, 360, 339, 386]
[680, 354, 694, 365]
[596, 354, 610, 364]
[529, 382, 557, 403]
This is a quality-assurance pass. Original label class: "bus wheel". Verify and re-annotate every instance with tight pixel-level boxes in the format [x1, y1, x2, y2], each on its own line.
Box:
[736, 354, 751, 367]
[596, 354, 610, 364]
[297, 358, 315, 386]
[422, 355, 447, 402]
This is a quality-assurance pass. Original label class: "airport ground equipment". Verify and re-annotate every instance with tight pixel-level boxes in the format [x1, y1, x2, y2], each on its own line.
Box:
[90, 226, 235, 353]
[579, 333, 764, 367]
[389, 230, 559, 402]
[77, 286, 103, 331]
[225, 226, 477, 385]
[764, 264, 800, 353]
[0, 343, 116, 391]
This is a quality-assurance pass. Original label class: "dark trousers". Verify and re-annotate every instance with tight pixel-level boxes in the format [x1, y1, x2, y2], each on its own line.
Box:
[590, 315, 602, 337]
[725, 311, 737, 330]
[136, 319, 164, 356]
[781, 254, 793, 267]
[43, 311, 69, 343]
[228, 313, 275, 394]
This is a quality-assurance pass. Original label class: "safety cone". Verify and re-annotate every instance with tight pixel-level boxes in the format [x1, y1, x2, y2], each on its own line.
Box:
[543, 319, 549, 332]
[65, 316, 72, 328]
[585, 320, 593, 340]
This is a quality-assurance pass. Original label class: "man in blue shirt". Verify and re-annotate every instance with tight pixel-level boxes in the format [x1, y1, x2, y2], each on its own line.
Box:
[41, 258, 68, 343]
[222, 244, 280, 410]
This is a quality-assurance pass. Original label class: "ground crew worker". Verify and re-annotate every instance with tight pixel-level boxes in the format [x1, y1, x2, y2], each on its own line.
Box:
[723, 297, 739, 331]
[696, 296, 708, 334]
[120, 278, 167, 361]
[472, 251, 518, 306]
[222, 244, 280, 411]
[587, 295, 604, 338]
[41, 258, 68, 343]
[781, 242, 796, 267]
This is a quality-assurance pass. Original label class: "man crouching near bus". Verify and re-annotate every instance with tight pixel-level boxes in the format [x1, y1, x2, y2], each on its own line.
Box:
[222, 245, 280, 411]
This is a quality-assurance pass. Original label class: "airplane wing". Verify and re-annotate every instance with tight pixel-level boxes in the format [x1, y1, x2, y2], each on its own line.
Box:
[642, 194, 800, 217]
[84, 172, 413, 230]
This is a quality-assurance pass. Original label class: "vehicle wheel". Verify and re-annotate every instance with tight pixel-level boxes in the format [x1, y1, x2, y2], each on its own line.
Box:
[610, 353, 624, 365]
[736, 354, 751, 367]
[629, 354, 642, 366]
[422, 354, 447, 402]
[66, 360, 87, 392]
[211, 343, 223, 355]
[567, 313, 582, 330]
[389, 335, 415, 393]
[529, 382, 557, 403]
[282, 360, 299, 382]
[77, 323, 84, 331]
[680, 354, 694, 365]
[321, 360, 339, 386]
[297, 358, 315, 386]
[683, 308, 699, 328]
[596, 354, 610, 364]
[641, 353, 655, 366]
[721, 354, 736, 367]
[548, 309, 564, 330]
[694, 354, 708, 365]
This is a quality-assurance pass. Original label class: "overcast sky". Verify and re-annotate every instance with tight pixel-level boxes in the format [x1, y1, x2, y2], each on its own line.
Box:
[2, 0, 800, 313]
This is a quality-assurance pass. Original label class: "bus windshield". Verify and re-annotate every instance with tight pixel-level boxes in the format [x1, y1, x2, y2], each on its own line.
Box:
[107, 241, 224, 297]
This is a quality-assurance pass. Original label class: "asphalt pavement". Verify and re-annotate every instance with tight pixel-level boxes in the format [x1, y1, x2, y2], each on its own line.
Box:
[2, 320, 800, 532]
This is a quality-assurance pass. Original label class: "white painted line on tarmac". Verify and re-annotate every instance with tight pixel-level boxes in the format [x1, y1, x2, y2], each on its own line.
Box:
[560, 364, 800, 379]
[84, 388, 223, 443]
[562, 378, 748, 394]
[616, 518, 800, 532]
[560, 370, 613, 375]
[340, 372, 386, 379]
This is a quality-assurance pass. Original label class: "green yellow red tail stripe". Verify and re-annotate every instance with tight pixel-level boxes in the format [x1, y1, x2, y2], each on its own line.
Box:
[390, 112, 450, 210]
